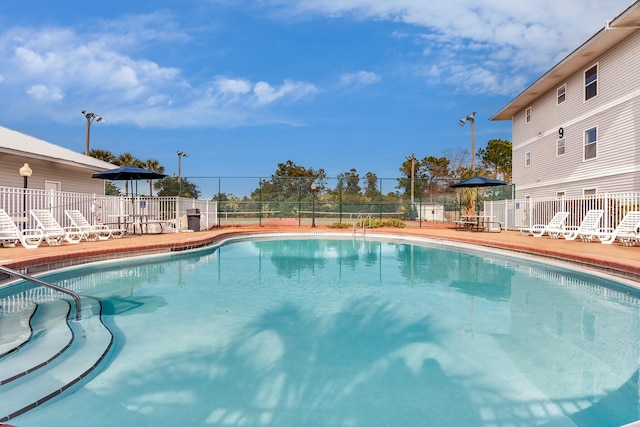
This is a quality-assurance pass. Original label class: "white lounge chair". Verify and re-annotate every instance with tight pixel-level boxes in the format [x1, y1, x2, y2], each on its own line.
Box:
[594, 211, 640, 246]
[0, 208, 43, 249]
[30, 209, 82, 246]
[519, 211, 570, 238]
[65, 210, 124, 241]
[562, 209, 604, 242]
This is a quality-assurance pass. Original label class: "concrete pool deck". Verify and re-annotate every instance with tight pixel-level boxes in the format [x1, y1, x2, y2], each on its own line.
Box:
[0, 222, 638, 283]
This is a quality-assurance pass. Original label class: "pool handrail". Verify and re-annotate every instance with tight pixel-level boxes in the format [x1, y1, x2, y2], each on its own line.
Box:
[0, 265, 83, 321]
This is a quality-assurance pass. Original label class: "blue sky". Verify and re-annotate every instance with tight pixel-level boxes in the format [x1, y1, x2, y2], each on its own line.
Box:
[0, 0, 632, 198]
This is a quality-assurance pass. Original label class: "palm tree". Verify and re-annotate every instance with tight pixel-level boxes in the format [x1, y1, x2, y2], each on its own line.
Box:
[143, 159, 165, 196]
[114, 153, 141, 196]
[88, 149, 116, 163]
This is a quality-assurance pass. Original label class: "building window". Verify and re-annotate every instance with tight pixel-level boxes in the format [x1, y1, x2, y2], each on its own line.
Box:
[557, 84, 566, 104]
[583, 188, 597, 196]
[556, 191, 565, 198]
[585, 64, 598, 101]
[525, 107, 531, 123]
[584, 127, 597, 160]
[557, 138, 566, 156]
[525, 151, 531, 167]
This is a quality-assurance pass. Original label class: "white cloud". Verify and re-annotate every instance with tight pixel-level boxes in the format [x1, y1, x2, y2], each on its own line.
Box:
[340, 71, 381, 87]
[216, 77, 252, 95]
[253, 79, 318, 105]
[264, 0, 631, 94]
[27, 84, 64, 101]
[0, 14, 319, 128]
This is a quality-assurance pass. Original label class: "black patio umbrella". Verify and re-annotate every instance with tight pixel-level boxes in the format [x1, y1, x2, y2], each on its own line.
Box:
[450, 176, 508, 214]
[92, 166, 167, 181]
[449, 176, 507, 188]
[93, 166, 167, 198]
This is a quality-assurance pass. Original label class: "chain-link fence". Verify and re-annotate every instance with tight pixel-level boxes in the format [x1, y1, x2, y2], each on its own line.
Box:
[186, 176, 514, 227]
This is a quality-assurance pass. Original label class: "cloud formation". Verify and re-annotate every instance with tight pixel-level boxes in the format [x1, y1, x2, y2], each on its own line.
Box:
[0, 14, 319, 128]
[0, 1, 631, 128]
[264, 0, 630, 94]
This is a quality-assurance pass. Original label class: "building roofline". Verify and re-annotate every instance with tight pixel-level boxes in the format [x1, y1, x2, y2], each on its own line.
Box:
[491, 1, 640, 121]
[0, 125, 115, 171]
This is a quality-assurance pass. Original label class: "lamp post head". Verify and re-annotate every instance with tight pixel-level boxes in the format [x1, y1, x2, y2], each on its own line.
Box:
[82, 110, 103, 123]
[19, 163, 32, 178]
[177, 151, 188, 158]
[311, 182, 317, 191]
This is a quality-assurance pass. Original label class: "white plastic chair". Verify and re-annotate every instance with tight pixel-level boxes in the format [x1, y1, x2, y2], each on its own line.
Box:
[595, 211, 640, 246]
[65, 210, 124, 241]
[0, 208, 43, 249]
[562, 209, 604, 242]
[30, 209, 82, 246]
[519, 211, 570, 238]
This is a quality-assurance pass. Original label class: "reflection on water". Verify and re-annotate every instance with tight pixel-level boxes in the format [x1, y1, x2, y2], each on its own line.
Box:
[6, 238, 640, 427]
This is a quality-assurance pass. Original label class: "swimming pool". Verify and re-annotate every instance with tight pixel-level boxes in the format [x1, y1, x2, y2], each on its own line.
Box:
[4, 235, 640, 426]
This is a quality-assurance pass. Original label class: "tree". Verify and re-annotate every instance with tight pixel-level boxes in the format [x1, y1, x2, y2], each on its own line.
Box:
[155, 177, 200, 198]
[477, 139, 512, 181]
[443, 147, 471, 180]
[114, 152, 143, 196]
[253, 160, 326, 200]
[398, 155, 450, 197]
[337, 168, 361, 199]
[143, 159, 165, 196]
[105, 181, 122, 196]
[88, 149, 116, 163]
[364, 172, 380, 200]
[419, 156, 450, 197]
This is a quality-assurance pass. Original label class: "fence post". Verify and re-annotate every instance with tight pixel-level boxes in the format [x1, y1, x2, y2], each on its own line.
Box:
[297, 179, 301, 227]
[259, 178, 262, 227]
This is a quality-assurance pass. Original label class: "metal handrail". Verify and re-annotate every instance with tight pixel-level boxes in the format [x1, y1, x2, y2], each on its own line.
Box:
[0, 265, 83, 321]
[353, 214, 372, 235]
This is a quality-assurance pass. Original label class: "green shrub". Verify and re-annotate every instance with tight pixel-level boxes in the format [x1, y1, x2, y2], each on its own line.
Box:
[356, 217, 406, 229]
[327, 222, 351, 229]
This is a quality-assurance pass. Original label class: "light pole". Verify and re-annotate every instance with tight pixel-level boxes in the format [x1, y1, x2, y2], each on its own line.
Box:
[311, 182, 317, 228]
[406, 154, 415, 205]
[177, 151, 188, 196]
[19, 163, 32, 229]
[81, 110, 104, 155]
[459, 112, 476, 172]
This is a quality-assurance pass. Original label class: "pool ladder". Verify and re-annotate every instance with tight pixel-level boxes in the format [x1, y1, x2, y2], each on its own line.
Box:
[353, 214, 372, 236]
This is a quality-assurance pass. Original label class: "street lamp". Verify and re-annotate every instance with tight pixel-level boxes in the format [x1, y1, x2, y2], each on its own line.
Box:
[19, 163, 32, 229]
[177, 151, 188, 196]
[311, 182, 317, 228]
[459, 111, 476, 172]
[81, 110, 104, 155]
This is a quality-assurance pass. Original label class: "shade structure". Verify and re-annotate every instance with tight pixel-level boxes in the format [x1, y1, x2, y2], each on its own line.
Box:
[450, 176, 508, 215]
[92, 166, 167, 181]
[449, 176, 507, 188]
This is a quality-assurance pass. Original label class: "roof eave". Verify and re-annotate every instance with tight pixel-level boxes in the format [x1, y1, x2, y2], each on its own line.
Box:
[491, 1, 640, 121]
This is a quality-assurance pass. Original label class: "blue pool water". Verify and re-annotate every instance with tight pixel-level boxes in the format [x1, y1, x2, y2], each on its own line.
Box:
[10, 236, 640, 426]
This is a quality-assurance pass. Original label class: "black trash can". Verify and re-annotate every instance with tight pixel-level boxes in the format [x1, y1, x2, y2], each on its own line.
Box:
[186, 208, 200, 231]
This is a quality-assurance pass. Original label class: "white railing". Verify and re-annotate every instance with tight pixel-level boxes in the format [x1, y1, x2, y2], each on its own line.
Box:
[485, 193, 640, 231]
[0, 186, 218, 232]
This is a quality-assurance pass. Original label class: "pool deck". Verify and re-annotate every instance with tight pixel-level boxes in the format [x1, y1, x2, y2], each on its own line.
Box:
[0, 222, 638, 283]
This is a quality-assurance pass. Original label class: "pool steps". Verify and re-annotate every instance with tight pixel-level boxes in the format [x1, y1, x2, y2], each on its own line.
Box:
[0, 296, 113, 422]
[0, 299, 73, 384]
[0, 302, 37, 357]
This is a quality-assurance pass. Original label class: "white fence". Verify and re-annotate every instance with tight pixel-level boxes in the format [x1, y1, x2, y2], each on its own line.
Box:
[485, 193, 640, 231]
[0, 186, 218, 232]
